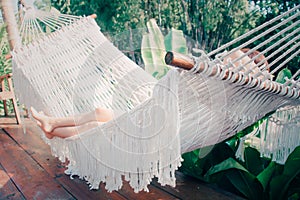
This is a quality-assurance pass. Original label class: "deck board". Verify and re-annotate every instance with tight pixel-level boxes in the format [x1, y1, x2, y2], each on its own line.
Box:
[0, 163, 25, 200]
[0, 118, 244, 199]
[0, 130, 73, 199]
[151, 172, 244, 200]
[3, 123, 126, 200]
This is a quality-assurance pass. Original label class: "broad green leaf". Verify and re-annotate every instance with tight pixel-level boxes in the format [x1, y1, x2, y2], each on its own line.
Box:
[288, 177, 300, 200]
[244, 147, 264, 176]
[141, 19, 188, 80]
[141, 34, 153, 70]
[270, 175, 290, 200]
[147, 19, 165, 49]
[182, 149, 200, 164]
[289, 193, 300, 200]
[270, 147, 300, 200]
[152, 71, 159, 78]
[283, 146, 300, 177]
[205, 157, 263, 199]
[180, 149, 205, 180]
[192, 149, 200, 158]
[164, 28, 187, 54]
[257, 161, 276, 191]
[275, 68, 292, 84]
[141, 19, 169, 79]
[198, 145, 214, 159]
[205, 157, 249, 178]
[225, 170, 263, 200]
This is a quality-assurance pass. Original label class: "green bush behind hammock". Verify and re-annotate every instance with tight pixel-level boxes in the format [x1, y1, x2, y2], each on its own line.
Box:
[141, 19, 300, 200]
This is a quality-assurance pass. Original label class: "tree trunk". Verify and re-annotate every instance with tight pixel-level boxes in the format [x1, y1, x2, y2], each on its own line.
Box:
[0, 0, 20, 50]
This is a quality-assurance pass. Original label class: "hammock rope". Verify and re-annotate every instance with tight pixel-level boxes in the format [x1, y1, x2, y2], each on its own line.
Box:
[18, 7, 82, 45]
[11, 6, 300, 192]
[209, 4, 300, 80]
[208, 5, 300, 56]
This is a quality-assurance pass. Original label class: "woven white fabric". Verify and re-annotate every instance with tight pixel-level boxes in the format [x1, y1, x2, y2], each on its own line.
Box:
[13, 17, 182, 192]
[12, 15, 300, 191]
[176, 67, 299, 153]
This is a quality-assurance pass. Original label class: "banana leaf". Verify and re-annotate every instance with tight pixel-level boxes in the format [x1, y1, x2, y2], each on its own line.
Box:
[270, 146, 300, 200]
[164, 28, 187, 54]
[141, 19, 168, 79]
[205, 157, 263, 200]
[141, 19, 187, 79]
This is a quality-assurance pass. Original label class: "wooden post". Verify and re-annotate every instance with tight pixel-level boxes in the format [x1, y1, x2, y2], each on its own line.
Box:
[165, 51, 217, 75]
[0, 0, 21, 49]
[165, 51, 195, 70]
[165, 51, 300, 99]
[0, 0, 22, 124]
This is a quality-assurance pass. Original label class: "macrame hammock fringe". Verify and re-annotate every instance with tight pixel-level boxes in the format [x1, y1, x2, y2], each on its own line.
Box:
[236, 105, 300, 164]
[11, 5, 300, 192]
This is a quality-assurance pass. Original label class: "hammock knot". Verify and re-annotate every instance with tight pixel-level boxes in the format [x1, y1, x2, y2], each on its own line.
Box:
[191, 50, 211, 74]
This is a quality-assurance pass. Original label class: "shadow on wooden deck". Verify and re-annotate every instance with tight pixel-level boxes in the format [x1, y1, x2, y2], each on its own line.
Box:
[0, 117, 244, 199]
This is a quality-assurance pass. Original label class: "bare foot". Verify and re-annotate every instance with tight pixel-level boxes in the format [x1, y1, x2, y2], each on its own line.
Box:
[35, 119, 54, 139]
[31, 107, 55, 133]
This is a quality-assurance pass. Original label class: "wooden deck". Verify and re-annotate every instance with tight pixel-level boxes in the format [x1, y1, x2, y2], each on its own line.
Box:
[0, 117, 244, 200]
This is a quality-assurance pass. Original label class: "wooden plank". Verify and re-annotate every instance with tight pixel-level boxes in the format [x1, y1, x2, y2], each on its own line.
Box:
[4, 121, 125, 200]
[0, 130, 74, 199]
[0, 163, 25, 200]
[151, 171, 245, 200]
[21, 121, 180, 199]
[4, 119, 244, 199]
[5, 120, 177, 200]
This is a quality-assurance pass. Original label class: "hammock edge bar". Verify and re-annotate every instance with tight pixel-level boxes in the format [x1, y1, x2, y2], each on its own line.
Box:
[165, 51, 300, 100]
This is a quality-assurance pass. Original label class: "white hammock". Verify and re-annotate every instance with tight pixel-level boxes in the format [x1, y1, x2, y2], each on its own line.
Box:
[11, 6, 300, 192]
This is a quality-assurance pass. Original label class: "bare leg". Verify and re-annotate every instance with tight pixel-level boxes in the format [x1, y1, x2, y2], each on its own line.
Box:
[47, 121, 103, 138]
[31, 107, 114, 133]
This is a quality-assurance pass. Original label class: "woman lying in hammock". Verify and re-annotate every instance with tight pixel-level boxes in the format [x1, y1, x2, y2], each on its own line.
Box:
[31, 48, 269, 139]
[223, 48, 269, 72]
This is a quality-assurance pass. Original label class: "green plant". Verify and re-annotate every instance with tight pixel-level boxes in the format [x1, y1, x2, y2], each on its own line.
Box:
[141, 18, 187, 79]
[180, 67, 299, 200]
[180, 134, 300, 199]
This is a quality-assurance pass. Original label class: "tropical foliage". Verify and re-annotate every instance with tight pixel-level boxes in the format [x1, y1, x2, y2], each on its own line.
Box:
[51, 0, 259, 52]
[179, 75, 299, 199]
[141, 19, 187, 79]
[51, 0, 299, 73]
[181, 144, 300, 200]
